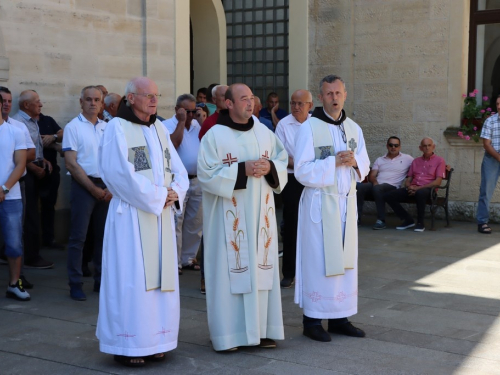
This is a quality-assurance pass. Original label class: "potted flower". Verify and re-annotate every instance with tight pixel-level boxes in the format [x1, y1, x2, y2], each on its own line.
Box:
[458, 89, 496, 142]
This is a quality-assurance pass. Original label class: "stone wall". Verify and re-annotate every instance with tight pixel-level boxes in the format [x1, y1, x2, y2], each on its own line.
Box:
[307, 0, 497, 221]
[0, 0, 178, 240]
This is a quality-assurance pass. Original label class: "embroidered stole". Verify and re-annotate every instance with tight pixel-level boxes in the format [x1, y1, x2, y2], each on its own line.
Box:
[120, 119, 176, 292]
[212, 124, 278, 294]
[309, 117, 358, 276]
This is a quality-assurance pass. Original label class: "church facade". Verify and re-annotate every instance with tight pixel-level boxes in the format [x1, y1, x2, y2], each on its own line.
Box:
[0, 0, 497, 239]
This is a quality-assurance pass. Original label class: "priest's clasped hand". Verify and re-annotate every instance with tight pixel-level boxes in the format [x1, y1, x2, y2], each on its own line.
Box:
[245, 158, 271, 178]
[165, 187, 178, 207]
[335, 151, 356, 168]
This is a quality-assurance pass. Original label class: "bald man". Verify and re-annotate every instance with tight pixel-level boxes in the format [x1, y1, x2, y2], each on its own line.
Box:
[275, 90, 313, 288]
[384, 137, 446, 232]
[198, 83, 288, 351]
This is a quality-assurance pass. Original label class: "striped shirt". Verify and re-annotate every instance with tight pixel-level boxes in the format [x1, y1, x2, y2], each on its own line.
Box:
[480, 113, 500, 152]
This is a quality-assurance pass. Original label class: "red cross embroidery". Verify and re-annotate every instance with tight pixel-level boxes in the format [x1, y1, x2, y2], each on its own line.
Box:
[261, 150, 269, 159]
[222, 153, 238, 166]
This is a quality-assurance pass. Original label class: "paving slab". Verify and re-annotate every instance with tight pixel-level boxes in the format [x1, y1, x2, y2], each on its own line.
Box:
[2, 218, 500, 374]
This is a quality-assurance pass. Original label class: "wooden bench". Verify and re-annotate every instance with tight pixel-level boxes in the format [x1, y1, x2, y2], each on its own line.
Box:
[361, 167, 454, 230]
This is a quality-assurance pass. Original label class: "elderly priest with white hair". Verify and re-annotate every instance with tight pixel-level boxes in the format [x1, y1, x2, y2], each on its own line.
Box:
[96, 77, 189, 368]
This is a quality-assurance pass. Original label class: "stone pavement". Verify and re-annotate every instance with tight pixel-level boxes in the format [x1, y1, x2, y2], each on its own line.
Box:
[2, 217, 500, 375]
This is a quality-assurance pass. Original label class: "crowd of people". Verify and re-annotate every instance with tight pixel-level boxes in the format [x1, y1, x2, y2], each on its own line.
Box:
[4, 72, 487, 368]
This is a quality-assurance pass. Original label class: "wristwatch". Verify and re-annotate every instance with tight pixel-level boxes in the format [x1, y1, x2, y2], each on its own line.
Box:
[53, 134, 58, 140]
[1, 185, 9, 194]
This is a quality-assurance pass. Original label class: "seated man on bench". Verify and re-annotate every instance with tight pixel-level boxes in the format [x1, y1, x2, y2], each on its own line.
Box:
[383, 137, 446, 232]
[357, 136, 413, 229]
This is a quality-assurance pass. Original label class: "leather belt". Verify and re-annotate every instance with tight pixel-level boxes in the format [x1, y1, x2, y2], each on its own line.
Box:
[87, 176, 104, 185]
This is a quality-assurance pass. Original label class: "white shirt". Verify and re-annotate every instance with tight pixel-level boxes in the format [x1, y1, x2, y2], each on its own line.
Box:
[62, 114, 106, 177]
[162, 115, 200, 175]
[372, 152, 414, 188]
[0, 122, 27, 200]
[275, 113, 310, 173]
[7, 116, 35, 177]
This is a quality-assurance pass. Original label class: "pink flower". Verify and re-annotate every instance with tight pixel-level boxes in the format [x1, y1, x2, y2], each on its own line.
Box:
[462, 94, 467, 98]
[474, 127, 477, 131]
[469, 92, 476, 97]
[473, 89, 479, 94]
[457, 131, 463, 137]
[487, 107, 492, 111]
[465, 135, 471, 140]
[480, 109, 485, 113]
[483, 96, 489, 101]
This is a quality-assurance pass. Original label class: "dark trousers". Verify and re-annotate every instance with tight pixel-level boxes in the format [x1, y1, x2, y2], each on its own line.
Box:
[384, 187, 432, 224]
[303, 315, 348, 328]
[23, 171, 41, 264]
[281, 174, 304, 279]
[39, 166, 60, 246]
[356, 182, 396, 220]
[67, 178, 109, 285]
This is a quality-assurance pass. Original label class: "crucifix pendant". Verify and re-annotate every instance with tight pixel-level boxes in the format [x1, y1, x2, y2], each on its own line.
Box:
[348, 138, 357, 152]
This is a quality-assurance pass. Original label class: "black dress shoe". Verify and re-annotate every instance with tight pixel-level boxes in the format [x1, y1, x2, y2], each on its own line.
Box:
[328, 321, 365, 337]
[303, 325, 331, 342]
[93, 280, 101, 292]
[280, 277, 294, 288]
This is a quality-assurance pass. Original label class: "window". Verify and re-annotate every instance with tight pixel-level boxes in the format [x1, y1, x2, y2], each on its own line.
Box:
[223, 0, 289, 109]
[468, 0, 500, 109]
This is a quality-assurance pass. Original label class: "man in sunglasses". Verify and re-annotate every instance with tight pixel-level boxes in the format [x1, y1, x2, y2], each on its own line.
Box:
[357, 136, 413, 229]
[163, 94, 203, 274]
[384, 137, 446, 232]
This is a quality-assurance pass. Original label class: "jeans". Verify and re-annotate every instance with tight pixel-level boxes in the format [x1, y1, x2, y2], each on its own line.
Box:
[67, 178, 109, 285]
[477, 153, 500, 224]
[0, 199, 23, 258]
[357, 182, 396, 220]
[384, 187, 431, 224]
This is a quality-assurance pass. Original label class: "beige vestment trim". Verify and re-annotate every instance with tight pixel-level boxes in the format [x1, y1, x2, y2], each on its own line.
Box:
[211, 124, 277, 293]
[309, 117, 358, 276]
[120, 119, 176, 292]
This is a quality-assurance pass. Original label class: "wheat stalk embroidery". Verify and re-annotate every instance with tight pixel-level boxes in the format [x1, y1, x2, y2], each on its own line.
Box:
[259, 193, 274, 269]
[226, 196, 245, 271]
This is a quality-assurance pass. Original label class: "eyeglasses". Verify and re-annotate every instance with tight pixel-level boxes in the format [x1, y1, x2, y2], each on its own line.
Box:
[132, 93, 161, 100]
[185, 110, 197, 114]
[290, 101, 311, 108]
[388, 143, 400, 148]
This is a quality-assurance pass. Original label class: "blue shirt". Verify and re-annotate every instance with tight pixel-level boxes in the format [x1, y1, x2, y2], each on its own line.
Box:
[259, 107, 288, 122]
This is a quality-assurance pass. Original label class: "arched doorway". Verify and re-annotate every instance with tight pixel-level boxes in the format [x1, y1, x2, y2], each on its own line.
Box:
[190, 0, 227, 92]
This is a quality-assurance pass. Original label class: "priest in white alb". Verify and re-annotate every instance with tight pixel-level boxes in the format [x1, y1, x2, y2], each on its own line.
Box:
[96, 77, 189, 367]
[294, 75, 370, 342]
[198, 83, 288, 351]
